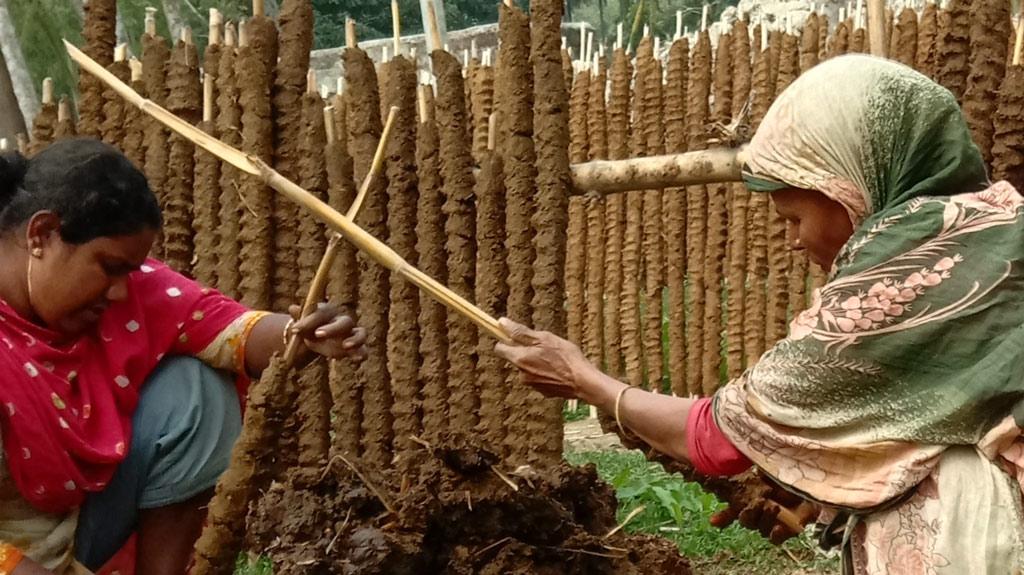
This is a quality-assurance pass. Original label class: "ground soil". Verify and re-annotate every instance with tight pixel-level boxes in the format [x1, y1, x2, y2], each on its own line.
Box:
[917, 3, 939, 79]
[936, 0, 970, 102]
[963, 0, 1010, 167]
[344, 47, 392, 469]
[603, 49, 630, 382]
[685, 32, 711, 397]
[664, 38, 688, 396]
[992, 65, 1024, 191]
[474, 151, 511, 454]
[324, 94, 363, 459]
[381, 56, 422, 469]
[163, 39, 201, 275]
[495, 3, 539, 465]
[414, 88, 451, 446]
[270, 0, 314, 313]
[237, 17, 277, 311]
[433, 49, 479, 443]
[215, 39, 243, 300]
[246, 436, 692, 575]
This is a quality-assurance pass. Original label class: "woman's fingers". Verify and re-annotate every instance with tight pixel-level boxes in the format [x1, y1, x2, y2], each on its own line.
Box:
[498, 317, 540, 346]
[708, 507, 738, 528]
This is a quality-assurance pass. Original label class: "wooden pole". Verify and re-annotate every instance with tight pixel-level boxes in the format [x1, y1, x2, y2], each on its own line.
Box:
[306, 69, 316, 94]
[114, 44, 128, 62]
[867, 0, 886, 57]
[487, 113, 496, 151]
[323, 105, 335, 143]
[570, 148, 747, 194]
[676, 10, 683, 40]
[57, 98, 71, 123]
[129, 59, 142, 83]
[252, 0, 264, 19]
[702, 5, 709, 31]
[181, 27, 193, 46]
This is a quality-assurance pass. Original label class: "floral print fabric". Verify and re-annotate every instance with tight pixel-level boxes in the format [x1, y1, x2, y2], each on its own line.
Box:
[718, 55, 1024, 573]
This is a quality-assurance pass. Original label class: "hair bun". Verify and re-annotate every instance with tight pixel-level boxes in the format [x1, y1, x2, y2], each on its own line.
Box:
[0, 151, 28, 209]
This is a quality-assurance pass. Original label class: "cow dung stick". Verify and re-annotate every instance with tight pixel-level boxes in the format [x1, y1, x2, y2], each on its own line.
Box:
[867, 0, 886, 57]
[283, 105, 399, 364]
[66, 40, 511, 345]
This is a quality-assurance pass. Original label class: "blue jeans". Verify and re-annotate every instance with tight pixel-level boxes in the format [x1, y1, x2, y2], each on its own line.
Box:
[73, 357, 241, 570]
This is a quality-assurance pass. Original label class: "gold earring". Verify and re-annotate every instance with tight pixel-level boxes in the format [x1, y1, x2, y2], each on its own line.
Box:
[30, 247, 42, 258]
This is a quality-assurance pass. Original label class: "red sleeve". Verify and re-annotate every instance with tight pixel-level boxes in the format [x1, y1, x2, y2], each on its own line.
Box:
[686, 397, 752, 477]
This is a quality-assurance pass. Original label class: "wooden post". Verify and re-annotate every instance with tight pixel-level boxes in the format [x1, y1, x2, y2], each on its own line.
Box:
[129, 59, 142, 82]
[676, 10, 683, 40]
[114, 44, 128, 62]
[306, 69, 316, 95]
[425, 0, 443, 54]
[324, 105, 335, 143]
[702, 4, 709, 31]
[252, 0, 264, 19]
[867, 0, 886, 57]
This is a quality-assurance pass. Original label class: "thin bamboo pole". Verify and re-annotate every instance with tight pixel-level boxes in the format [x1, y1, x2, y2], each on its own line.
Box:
[66, 40, 511, 346]
[570, 147, 746, 193]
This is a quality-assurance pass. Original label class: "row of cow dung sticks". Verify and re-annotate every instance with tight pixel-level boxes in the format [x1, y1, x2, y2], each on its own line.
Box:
[664, 37, 689, 396]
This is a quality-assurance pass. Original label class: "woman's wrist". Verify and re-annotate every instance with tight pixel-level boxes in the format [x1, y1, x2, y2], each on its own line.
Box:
[573, 360, 628, 410]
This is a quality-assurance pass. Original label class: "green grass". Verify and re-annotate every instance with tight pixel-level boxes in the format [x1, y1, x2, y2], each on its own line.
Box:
[565, 450, 839, 575]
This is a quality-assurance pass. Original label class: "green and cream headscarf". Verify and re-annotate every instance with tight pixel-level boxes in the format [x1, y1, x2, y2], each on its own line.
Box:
[715, 54, 1024, 511]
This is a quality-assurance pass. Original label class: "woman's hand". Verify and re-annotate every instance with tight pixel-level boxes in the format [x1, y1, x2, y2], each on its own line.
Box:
[289, 303, 368, 362]
[493, 317, 610, 404]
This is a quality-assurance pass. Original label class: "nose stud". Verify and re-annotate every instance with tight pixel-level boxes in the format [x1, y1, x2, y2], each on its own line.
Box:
[30, 247, 42, 258]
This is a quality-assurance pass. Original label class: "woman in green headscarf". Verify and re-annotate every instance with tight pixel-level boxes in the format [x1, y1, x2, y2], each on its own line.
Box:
[497, 54, 1024, 573]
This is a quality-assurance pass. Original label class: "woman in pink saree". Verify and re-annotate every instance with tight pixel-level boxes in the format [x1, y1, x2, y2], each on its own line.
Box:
[0, 139, 366, 575]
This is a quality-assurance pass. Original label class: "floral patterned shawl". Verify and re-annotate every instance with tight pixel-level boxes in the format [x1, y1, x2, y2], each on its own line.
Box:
[717, 55, 1024, 572]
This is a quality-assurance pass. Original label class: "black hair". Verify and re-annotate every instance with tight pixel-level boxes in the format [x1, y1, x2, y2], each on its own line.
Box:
[0, 138, 162, 244]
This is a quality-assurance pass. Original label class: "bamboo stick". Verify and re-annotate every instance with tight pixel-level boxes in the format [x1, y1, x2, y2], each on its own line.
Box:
[324, 105, 335, 143]
[392, 0, 401, 57]
[42, 78, 53, 105]
[1015, 4, 1024, 66]
[203, 73, 214, 123]
[66, 40, 511, 346]
[145, 7, 157, 36]
[426, 0, 442, 54]
[253, 0, 264, 19]
[209, 9, 223, 46]
[346, 18, 357, 49]
[114, 44, 128, 62]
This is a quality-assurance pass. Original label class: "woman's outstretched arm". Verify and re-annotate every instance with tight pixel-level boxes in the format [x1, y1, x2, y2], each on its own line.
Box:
[494, 318, 695, 463]
[243, 304, 367, 376]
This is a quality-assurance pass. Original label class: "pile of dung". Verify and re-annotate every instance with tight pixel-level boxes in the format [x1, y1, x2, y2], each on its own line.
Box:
[246, 436, 692, 574]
